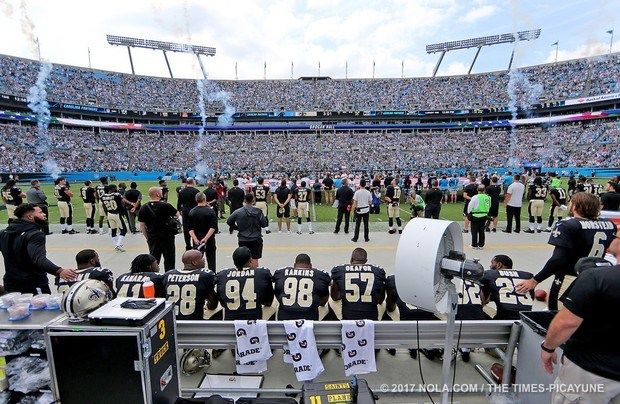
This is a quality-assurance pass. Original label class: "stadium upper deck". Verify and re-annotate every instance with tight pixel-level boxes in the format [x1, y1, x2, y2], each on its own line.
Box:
[0, 52, 618, 114]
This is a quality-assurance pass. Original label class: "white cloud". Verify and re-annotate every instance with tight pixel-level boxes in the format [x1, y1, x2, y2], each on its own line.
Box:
[545, 41, 619, 63]
[459, 5, 497, 24]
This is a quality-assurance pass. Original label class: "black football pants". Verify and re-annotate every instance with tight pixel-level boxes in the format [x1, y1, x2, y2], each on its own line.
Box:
[335, 207, 350, 233]
[353, 212, 369, 241]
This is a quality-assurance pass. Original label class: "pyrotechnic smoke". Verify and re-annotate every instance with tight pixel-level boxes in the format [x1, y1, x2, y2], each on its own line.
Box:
[0, 0, 14, 16]
[27, 61, 60, 178]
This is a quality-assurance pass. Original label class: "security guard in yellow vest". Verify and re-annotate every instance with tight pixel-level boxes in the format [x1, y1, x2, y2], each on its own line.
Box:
[467, 185, 491, 249]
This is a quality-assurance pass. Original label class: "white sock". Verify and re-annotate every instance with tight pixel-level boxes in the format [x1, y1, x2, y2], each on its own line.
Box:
[60, 224, 66, 231]
[111, 236, 117, 246]
[297, 223, 302, 232]
[116, 235, 125, 247]
[529, 223, 535, 231]
[308, 222, 313, 232]
[67, 225, 73, 231]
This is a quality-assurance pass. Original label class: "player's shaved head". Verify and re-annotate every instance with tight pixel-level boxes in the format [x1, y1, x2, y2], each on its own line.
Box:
[294, 254, 312, 268]
[195, 192, 206, 203]
[182, 250, 205, 270]
[186, 178, 195, 186]
[148, 187, 162, 200]
[350, 248, 368, 264]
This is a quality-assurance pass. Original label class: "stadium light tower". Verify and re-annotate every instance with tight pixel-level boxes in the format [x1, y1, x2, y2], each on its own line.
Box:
[106, 35, 216, 79]
[426, 29, 541, 76]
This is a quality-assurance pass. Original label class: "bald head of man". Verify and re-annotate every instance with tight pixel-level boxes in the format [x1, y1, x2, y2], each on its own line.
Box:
[182, 250, 206, 270]
[350, 248, 368, 264]
[148, 186, 162, 201]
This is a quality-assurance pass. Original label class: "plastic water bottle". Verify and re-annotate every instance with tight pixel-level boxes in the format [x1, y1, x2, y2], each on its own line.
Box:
[142, 281, 155, 298]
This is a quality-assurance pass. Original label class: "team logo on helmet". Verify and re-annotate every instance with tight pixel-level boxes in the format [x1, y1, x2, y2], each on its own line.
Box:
[250, 337, 260, 345]
[292, 353, 303, 362]
[299, 340, 308, 349]
[236, 329, 247, 337]
[247, 320, 257, 325]
[358, 339, 367, 347]
[346, 331, 356, 339]
[356, 320, 366, 327]
[88, 288, 103, 301]
[287, 332, 297, 341]
[348, 350, 357, 358]
[295, 320, 305, 327]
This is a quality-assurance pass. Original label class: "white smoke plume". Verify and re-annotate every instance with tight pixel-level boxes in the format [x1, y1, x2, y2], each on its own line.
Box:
[0, 0, 14, 16]
[19, 0, 38, 57]
[27, 61, 60, 178]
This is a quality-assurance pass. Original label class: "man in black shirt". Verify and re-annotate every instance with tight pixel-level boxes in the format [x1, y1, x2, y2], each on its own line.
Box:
[54, 177, 78, 234]
[334, 178, 354, 234]
[124, 182, 142, 234]
[272, 253, 330, 320]
[227, 179, 246, 234]
[462, 176, 478, 233]
[227, 193, 269, 268]
[516, 192, 617, 310]
[215, 246, 274, 320]
[138, 187, 180, 271]
[424, 180, 443, 219]
[480, 255, 534, 320]
[601, 181, 620, 211]
[203, 181, 219, 220]
[80, 181, 97, 234]
[485, 177, 502, 232]
[178, 178, 201, 250]
[159, 179, 169, 202]
[274, 179, 292, 233]
[322, 174, 334, 206]
[331, 248, 386, 320]
[2, 179, 26, 224]
[541, 250, 620, 403]
[163, 250, 218, 320]
[0, 204, 76, 293]
[188, 193, 218, 272]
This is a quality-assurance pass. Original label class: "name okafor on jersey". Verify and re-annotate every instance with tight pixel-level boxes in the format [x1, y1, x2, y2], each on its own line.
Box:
[385, 275, 437, 320]
[215, 267, 274, 320]
[272, 267, 330, 320]
[116, 272, 165, 298]
[253, 185, 269, 202]
[548, 217, 617, 276]
[55, 267, 115, 295]
[295, 187, 311, 203]
[100, 192, 126, 214]
[528, 184, 548, 200]
[481, 270, 534, 320]
[549, 187, 567, 206]
[80, 186, 96, 203]
[331, 263, 386, 320]
[163, 269, 216, 320]
[453, 279, 488, 320]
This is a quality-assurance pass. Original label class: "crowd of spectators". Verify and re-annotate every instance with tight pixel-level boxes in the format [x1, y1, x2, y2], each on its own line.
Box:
[0, 121, 617, 174]
[0, 53, 618, 113]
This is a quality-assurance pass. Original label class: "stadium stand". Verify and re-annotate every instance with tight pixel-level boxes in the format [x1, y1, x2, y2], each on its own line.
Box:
[0, 53, 618, 112]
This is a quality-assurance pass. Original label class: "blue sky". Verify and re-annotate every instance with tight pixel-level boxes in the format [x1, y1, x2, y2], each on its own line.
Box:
[0, 0, 618, 79]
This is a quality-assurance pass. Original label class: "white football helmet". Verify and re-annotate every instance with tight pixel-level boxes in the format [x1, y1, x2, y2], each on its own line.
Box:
[61, 279, 112, 322]
[180, 349, 211, 375]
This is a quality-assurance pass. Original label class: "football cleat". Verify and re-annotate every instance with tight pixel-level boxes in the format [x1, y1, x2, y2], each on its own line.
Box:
[524, 229, 535, 234]
[388, 229, 396, 234]
[296, 231, 302, 235]
[265, 229, 271, 234]
[67, 230, 79, 234]
[115, 245, 126, 252]
[309, 231, 315, 234]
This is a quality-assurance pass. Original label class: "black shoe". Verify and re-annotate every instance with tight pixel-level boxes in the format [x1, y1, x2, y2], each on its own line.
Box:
[514, 230, 520, 233]
[387, 348, 396, 356]
[388, 229, 396, 234]
[460, 350, 470, 362]
[502, 229, 512, 233]
[364, 238, 370, 242]
[265, 229, 271, 234]
[462, 229, 469, 233]
[45, 232, 54, 235]
[485, 228, 491, 232]
[398, 229, 402, 234]
[491, 228, 497, 232]
[67, 229, 79, 234]
[351, 238, 358, 242]
[524, 229, 535, 234]
[62, 230, 68, 234]
[409, 349, 418, 359]
[536, 229, 541, 233]
[334, 230, 339, 234]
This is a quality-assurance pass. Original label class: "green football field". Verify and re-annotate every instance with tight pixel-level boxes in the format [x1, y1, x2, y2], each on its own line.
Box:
[0, 178, 613, 225]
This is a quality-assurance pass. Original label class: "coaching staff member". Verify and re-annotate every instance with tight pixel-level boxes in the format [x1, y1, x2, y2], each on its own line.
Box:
[351, 179, 372, 242]
[0, 204, 76, 294]
[26, 180, 51, 235]
[227, 193, 269, 268]
[334, 178, 354, 234]
[177, 178, 200, 250]
[188, 192, 218, 272]
[424, 180, 443, 219]
[541, 249, 620, 403]
[138, 187, 179, 271]
[227, 179, 245, 234]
